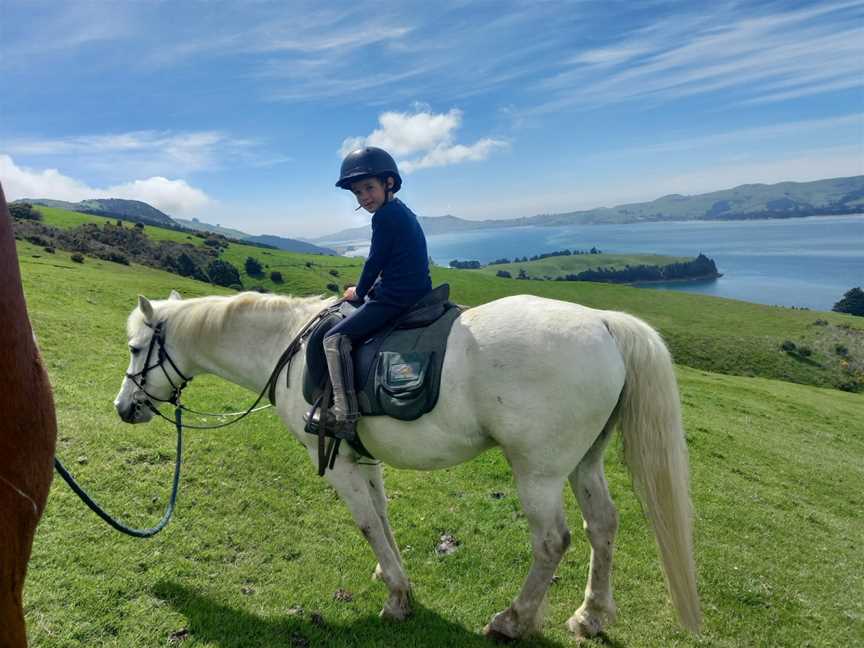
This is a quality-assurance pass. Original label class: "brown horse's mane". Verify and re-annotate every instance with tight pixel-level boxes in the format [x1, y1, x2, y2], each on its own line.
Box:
[0, 185, 57, 647]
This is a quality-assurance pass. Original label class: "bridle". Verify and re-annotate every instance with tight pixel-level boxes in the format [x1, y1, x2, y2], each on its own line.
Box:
[125, 320, 192, 411]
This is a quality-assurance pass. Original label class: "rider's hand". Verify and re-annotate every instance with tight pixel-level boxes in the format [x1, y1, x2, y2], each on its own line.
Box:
[343, 286, 357, 301]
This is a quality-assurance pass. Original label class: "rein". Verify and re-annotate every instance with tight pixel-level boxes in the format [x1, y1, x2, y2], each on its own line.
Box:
[54, 301, 338, 538]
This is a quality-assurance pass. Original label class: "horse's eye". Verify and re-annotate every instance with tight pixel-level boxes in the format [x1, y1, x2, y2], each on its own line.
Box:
[130, 346, 141, 356]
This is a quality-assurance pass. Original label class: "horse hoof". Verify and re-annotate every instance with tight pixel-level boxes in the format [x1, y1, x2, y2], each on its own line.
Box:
[379, 593, 412, 621]
[483, 609, 526, 642]
[482, 623, 517, 643]
[566, 613, 602, 638]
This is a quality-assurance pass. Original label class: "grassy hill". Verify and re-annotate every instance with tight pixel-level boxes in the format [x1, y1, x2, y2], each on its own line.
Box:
[15, 223, 864, 646]
[21, 197, 177, 226]
[476, 253, 690, 280]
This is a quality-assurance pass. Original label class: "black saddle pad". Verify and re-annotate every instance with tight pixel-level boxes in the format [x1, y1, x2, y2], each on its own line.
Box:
[302, 285, 462, 421]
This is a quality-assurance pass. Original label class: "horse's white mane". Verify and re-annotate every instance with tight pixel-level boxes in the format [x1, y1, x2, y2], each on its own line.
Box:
[127, 291, 335, 341]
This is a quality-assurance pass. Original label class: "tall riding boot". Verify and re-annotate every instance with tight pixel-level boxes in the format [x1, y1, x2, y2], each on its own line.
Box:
[322, 333, 360, 441]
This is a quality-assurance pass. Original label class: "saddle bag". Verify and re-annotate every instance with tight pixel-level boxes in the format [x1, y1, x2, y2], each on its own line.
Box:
[372, 351, 435, 420]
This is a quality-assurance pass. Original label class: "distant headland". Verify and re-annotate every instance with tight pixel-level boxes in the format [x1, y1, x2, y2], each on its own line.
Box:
[314, 175, 864, 243]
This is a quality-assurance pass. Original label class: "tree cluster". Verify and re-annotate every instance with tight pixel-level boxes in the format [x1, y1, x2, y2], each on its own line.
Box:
[449, 259, 482, 269]
[9, 202, 42, 221]
[833, 287, 864, 317]
[554, 254, 719, 284]
[486, 247, 603, 265]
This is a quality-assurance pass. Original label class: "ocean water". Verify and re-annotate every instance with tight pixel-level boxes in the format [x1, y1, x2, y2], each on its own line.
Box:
[420, 215, 864, 311]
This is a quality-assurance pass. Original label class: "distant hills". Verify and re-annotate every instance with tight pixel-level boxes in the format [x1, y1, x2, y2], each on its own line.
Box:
[20, 198, 176, 227]
[315, 175, 864, 243]
[172, 217, 337, 255]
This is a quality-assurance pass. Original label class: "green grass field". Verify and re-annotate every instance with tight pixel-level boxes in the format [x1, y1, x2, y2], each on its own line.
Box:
[13, 211, 864, 646]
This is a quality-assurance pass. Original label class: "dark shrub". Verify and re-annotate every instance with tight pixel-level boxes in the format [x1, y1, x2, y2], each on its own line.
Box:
[839, 381, 862, 393]
[250, 285, 270, 293]
[305, 261, 314, 268]
[207, 259, 242, 287]
[98, 251, 130, 265]
[813, 319, 828, 326]
[496, 270, 512, 278]
[329, 269, 340, 277]
[245, 256, 264, 276]
[326, 282, 339, 292]
[835, 344, 849, 357]
[71, 253, 85, 263]
[798, 346, 812, 357]
[43, 246, 55, 254]
[832, 287, 864, 317]
[780, 340, 797, 353]
[9, 203, 41, 220]
[134, 222, 145, 230]
[229, 283, 243, 291]
[25, 235, 49, 247]
[270, 271, 284, 283]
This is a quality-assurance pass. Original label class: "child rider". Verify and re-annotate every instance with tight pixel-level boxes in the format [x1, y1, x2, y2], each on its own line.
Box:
[310, 146, 432, 442]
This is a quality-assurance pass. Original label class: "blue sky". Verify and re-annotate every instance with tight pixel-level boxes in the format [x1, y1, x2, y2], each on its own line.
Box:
[1, 0, 862, 237]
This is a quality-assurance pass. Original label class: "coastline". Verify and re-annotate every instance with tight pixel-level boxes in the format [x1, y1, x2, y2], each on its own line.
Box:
[630, 272, 724, 286]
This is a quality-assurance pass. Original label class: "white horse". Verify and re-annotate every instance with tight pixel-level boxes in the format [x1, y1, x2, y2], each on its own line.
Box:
[113, 290, 700, 641]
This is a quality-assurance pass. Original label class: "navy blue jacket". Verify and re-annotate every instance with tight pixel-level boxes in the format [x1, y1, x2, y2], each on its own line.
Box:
[355, 198, 432, 306]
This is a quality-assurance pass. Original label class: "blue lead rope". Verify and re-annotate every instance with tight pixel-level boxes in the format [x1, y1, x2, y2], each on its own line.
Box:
[53, 407, 183, 538]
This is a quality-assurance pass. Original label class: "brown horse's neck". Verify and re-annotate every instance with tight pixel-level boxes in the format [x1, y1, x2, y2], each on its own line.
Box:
[0, 184, 56, 487]
[0, 183, 57, 648]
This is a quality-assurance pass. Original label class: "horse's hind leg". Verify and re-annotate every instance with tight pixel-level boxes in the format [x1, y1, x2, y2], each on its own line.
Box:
[567, 426, 619, 638]
[484, 474, 570, 640]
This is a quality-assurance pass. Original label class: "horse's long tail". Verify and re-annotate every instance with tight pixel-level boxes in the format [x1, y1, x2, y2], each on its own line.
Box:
[603, 312, 701, 633]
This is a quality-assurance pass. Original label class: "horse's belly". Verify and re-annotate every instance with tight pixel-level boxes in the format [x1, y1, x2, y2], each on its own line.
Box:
[359, 413, 496, 470]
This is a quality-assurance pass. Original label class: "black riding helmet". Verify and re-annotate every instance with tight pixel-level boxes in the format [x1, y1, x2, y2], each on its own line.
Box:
[336, 146, 402, 193]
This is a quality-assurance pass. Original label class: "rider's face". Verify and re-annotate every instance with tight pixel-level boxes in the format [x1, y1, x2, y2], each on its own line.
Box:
[350, 177, 393, 213]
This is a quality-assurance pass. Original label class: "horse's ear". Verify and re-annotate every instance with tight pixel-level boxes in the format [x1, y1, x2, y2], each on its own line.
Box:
[169, 289, 182, 301]
[138, 295, 155, 322]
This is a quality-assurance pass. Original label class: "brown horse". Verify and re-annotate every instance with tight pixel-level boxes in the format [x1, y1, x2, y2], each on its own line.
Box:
[0, 183, 57, 648]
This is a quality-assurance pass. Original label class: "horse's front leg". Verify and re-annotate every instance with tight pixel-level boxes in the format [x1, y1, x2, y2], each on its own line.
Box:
[312, 449, 412, 621]
[362, 462, 405, 583]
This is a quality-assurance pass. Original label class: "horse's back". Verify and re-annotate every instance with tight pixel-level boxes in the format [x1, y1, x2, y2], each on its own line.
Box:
[431, 295, 627, 457]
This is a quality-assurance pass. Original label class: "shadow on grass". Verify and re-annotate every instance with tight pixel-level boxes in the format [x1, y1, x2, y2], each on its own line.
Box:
[154, 581, 574, 647]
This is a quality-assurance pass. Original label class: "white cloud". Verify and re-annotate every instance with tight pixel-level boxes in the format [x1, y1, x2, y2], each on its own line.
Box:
[103, 177, 212, 215]
[400, 139, 508, 173]
[339, 109, 507, 173]
[0, 154, 212, 216]
[531, 1, 864, 113]
[3, 130, 278, 179]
